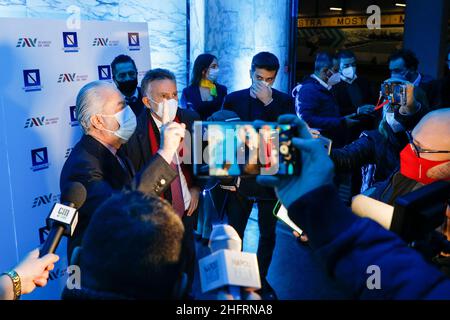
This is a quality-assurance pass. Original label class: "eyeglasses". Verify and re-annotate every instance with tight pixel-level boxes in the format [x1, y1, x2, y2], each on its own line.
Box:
[405, 131, 450, 157]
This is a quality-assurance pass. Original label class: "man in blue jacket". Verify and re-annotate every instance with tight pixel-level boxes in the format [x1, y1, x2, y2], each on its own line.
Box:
[296, 52, 360, 148]
[258, 114, 450, 299]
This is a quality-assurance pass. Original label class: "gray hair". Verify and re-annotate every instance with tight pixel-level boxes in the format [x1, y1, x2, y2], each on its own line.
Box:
[314, 52, 333, 73]
[76, 81, 115, 133]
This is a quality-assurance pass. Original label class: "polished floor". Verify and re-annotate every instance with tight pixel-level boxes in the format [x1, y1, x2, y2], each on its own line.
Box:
[193, 202, 351, 300]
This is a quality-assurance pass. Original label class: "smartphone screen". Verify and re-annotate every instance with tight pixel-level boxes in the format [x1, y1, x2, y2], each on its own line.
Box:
[193, 121, 300, 177]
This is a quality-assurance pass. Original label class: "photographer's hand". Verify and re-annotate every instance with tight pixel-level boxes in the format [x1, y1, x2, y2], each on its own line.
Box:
[357, 104, 375, 115]
[384, 78, 420, 115]
[257, 115, 335, 208]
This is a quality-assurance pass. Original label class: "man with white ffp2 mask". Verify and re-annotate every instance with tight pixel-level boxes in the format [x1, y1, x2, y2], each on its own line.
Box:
[331, 50, 378, 143]
[295, 52, 360, 148]
[123, 68, 201, 296]
[61, 81, 183, 259]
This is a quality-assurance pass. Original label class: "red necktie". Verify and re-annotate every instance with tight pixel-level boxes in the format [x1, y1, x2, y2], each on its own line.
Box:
[148, 116, 185, 217]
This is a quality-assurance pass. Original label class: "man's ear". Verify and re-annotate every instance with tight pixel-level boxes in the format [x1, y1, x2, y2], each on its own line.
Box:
[142, 96, 150, 108]
[90, 114, 103, 130]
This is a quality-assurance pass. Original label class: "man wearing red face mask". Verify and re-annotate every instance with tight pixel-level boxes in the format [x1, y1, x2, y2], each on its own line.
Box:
[375, 108, 450, 203]
[371, 108, 450, 274]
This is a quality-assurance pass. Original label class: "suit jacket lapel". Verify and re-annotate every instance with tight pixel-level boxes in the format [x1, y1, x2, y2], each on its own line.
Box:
[81, 135, 129, 185]
[136, 108, 152, 165]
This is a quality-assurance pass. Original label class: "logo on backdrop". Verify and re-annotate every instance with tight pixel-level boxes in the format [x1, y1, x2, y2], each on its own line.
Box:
[24, 116, 59, 128]
[57, 73, 88, 83]
[31, 147, 50, 172]
[62, 32, 79, 53]
[32, 192, 59, 208]
[16, 37, 51, 48]
[69, 106, 79, 127]
[128, 32, 140, 51]
[22, 69, 42, 92]
[98, 65, 112, 81]
[92, 37, 119, 47]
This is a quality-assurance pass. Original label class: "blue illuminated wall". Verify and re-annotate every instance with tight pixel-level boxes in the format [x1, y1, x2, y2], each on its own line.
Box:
[0, 0, 291, 95]
[190, 0, 290, 93]
[0, 0, 188, 89]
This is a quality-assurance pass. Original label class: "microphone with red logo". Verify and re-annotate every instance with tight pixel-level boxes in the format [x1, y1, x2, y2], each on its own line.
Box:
[39, 182, 87, 257]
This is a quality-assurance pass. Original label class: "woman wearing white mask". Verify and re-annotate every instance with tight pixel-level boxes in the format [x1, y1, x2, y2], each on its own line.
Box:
[180, 55, 228, 245]
[180, 53, 228, 121]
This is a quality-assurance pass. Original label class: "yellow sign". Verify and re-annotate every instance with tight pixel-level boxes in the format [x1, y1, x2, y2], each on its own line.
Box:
[298, 14, 405, 28]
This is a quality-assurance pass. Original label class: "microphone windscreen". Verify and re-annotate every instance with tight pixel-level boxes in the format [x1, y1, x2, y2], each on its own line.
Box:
[61, 181, 87, 209]
[209, 224, 242, 252]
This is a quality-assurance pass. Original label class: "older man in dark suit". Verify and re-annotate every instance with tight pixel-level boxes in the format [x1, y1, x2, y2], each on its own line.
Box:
[60, 81, 185, 260]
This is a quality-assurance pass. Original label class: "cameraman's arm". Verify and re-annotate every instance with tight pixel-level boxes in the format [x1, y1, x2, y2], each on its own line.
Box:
[287, 185, 450, 299]
[330, 132, 376, 173]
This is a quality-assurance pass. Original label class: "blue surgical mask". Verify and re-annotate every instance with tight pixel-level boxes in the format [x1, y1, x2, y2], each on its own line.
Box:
[100, 105, 137, 141]
[207, 68, 220, 82]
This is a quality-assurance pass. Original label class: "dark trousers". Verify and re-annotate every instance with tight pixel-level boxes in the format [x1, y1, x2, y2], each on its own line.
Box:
[222, 191, 278, 279]
[181, 214, 196, 294]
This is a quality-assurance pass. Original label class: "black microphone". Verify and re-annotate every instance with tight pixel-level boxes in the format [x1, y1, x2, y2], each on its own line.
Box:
[39, 182, 87, 257]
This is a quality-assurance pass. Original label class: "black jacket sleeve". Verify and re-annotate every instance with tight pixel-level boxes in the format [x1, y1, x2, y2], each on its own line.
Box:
[330, 132, 376, 172]
[131, 153, 177, 195]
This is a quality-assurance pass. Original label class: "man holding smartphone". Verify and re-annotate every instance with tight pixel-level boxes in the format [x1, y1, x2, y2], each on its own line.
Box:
[221, 52, 295, 300]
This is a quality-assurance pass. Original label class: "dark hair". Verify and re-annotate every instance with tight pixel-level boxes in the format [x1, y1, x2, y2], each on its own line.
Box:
[140, 68, 177, 97]
[251, 52, 280, 72]
[111, 54, 137, 75]
[336, 50, 356, 62]
[191, 53, 217, 87]
[79, 190, 185, 299]
[388, 49, 419, 71]
[314, 52, 333, 73]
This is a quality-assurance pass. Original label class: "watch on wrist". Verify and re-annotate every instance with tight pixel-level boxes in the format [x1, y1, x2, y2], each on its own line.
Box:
[2, 270, 21, 300]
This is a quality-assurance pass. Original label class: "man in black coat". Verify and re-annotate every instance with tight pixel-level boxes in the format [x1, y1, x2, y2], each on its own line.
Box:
[111, 54, 145, 116]
[331, 50, 378, 141]
[123, 68, 201, 295]
[221, 52, 295, 300]
[61, 81, 185, 260]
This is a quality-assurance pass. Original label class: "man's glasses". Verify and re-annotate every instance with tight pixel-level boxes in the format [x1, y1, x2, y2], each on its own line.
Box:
[406, 131, 450, 157]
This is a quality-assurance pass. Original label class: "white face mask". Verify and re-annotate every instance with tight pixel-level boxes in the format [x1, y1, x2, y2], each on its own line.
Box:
[100, 105, 137, 141]
[207, 68, 220, 82]
[148, 97, 178, 122]
[341, 66, 356, 80]
[384, 110, 404, 133]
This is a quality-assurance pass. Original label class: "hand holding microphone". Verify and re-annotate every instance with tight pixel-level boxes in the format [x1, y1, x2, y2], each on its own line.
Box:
[39, 181, 87, 257]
